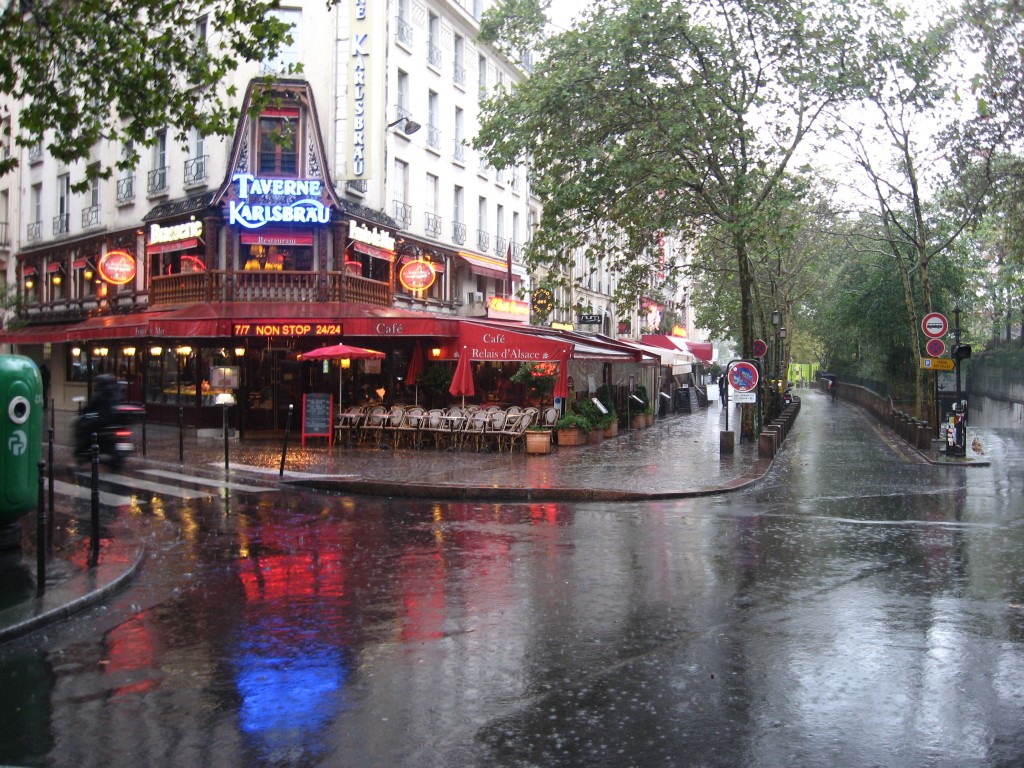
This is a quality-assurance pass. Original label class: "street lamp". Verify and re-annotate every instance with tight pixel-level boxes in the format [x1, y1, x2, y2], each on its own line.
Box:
[779, 326, 788, 381]
[387, 116, 421, 135]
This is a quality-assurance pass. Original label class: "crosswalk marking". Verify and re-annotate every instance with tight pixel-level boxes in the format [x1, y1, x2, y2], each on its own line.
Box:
[52, 478, 137, 507]
[142, 468, 277, 494]
[212, 462, 353, 480]
[100, 473, 212, 500]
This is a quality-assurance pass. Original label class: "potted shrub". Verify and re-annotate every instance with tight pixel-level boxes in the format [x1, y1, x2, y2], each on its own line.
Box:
[571, 399, 605, 444]
[595, 384, 618, 437]
[555, 412, 590, 446]
[631, 385, 650, 428]
[525, 425, 553, 455]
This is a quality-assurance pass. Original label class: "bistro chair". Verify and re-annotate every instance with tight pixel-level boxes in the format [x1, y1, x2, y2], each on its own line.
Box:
[336, 405, 364, 447]
[395, 405, 425, 449]
[541, 406, 559, 428]
[442, 406, 468, 450]
[461, 409, 489, 451]
[501, 411, 533, 452]
[485, 410, 507, 451]
[381, 406, 407, 449]
[420, 409, 446, 449]
[359, 405, 388, 445]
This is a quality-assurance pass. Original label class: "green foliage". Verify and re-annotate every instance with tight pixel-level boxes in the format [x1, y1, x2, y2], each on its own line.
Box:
[0, 0, 297, 184]
[510, 361, 556, 398]
[475, 0, 902, 357]
[554, 411, 591, 434]
[571, 397, 613, 429]
[595, 384, 616, 418]
[419, 364, 453, 397]
[632, 384, 649, 410]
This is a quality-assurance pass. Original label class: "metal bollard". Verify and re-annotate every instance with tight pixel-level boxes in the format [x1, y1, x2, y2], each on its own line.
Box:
[223, 403, 230, 472]
[47, 426, 55, 552]
[279, 403, 294, 477]
[36, 460, 46, 596]
[178, 406, 184, 463]
[90, 432, 100, 565]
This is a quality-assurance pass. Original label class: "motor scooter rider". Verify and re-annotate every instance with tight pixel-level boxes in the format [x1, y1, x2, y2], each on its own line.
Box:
[76, 374, 122, 455]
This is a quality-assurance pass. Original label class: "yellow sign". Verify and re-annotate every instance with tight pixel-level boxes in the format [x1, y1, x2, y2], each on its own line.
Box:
[920, 357, 955, 371]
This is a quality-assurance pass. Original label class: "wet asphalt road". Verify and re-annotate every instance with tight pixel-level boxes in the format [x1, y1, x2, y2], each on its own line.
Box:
[1, 394, 1023, 768]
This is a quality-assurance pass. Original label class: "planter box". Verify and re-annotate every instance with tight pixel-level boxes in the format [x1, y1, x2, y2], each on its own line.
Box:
[586, 429, 603, 445]
[525, 430, 553, 455]
[631, 415, 646, 429]
[556, 427, 586, 446]
[645, 413, 654, 427]
[603, 421, 619, 438]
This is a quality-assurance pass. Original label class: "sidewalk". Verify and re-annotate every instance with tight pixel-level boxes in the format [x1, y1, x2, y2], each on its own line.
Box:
[1, 397, 770, 642]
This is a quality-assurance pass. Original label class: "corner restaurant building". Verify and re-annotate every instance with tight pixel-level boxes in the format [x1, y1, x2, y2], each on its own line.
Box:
[3, 81, 652, 433]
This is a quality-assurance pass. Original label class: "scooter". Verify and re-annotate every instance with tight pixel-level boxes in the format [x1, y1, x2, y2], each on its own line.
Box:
[73, 403, 144, 469]
[782, 387, 794, 407]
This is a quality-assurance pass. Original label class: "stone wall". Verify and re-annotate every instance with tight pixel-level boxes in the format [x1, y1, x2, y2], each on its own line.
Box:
[967, 352, 1024, 430]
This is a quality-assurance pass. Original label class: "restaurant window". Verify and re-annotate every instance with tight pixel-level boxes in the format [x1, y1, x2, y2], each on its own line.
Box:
[153, 249, 208, 277]
[257, 113, 299, 177]
[241, 243, 312, 272]
[75, 257, 99, 302]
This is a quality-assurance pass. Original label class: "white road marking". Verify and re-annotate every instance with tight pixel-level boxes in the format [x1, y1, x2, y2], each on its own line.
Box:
[100, 474, 211, 500]
[215, 462, 355, 480]
[141, 468, 277, 493]
[51, 478, 138, 507]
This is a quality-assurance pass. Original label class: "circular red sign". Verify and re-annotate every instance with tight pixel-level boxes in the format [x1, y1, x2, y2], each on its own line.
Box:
[921, 312, 948, 339]
[926, 338, 946, 357]
[728, 362, 760, 392]
[398, 260, 437, 291]
[98, 250, 137, 285]
[752, 339, 767, 357]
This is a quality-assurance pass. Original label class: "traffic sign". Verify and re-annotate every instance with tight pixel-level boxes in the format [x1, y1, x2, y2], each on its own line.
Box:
[920, 357, 955, 371]
[728, 361, 759, 392]
[922, 312, 948, 339]
[925, 338, 946, 357]
[752, 339, 767, 358]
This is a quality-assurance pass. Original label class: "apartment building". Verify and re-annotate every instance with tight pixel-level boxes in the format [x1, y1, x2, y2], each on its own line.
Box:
[0, 0, 564, 429]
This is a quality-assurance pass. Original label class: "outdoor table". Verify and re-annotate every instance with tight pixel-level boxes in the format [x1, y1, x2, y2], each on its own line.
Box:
[439, 413, 467, 450]
[336, 410, 363, 447]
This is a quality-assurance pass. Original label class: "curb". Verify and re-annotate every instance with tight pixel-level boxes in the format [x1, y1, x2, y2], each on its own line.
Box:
[0, 533, 146, 643]
[287, 456, 776, 502]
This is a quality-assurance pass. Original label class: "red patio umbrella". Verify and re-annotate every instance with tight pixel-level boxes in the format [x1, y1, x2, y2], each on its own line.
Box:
[299, 343, 385, 408]
[405, 340, 426, 404]
[448, 345, 475, 405]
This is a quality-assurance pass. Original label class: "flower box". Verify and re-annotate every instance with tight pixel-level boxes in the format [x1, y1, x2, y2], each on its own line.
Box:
[556, 427, 586, 446]
[525, 430, 553, 455]
[631, 414, 646, 429]
[603, 421, 619, 438]
[586, 429, 603, 444]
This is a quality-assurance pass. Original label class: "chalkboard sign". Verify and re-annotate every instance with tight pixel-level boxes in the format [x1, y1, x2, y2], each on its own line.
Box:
[302, 393, 333, 446]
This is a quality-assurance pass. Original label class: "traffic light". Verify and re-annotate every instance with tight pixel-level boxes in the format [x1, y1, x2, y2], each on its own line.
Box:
[953, 344, 972, 361]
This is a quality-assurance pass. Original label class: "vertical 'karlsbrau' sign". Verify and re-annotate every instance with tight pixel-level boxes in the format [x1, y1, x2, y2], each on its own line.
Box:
[349, 0, 372, 179]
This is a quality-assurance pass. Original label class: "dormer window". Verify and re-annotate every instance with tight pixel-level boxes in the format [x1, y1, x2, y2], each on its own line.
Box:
[257, 109, 299, 177]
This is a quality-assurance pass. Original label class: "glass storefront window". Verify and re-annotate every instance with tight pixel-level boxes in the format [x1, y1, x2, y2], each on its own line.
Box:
[241, 244, 312, 271]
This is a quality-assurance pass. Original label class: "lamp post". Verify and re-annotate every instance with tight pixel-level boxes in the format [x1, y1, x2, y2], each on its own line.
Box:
[779, 326, 788, 383]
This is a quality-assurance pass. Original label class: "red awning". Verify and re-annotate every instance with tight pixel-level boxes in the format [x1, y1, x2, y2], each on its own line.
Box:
[70, 313, 158, 341]
[641, 334, 714, 364]
[457, 252, 521, 282]
[146, 238, 201, 255]
[0, 323, 75, 345]
[458, 321, 570, 362]
[352, 241, 395, 261]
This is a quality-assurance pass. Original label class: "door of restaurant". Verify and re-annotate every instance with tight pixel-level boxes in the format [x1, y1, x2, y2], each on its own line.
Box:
[247, 348, 305, 432]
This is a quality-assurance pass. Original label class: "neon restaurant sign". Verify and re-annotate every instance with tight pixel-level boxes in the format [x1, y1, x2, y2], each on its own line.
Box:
[226, 174, 333, 229]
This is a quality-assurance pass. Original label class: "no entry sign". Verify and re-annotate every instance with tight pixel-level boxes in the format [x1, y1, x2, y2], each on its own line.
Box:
[728, 361, 759, 393]
[752, 339, 767, 358]
[922, 312, 948, 339]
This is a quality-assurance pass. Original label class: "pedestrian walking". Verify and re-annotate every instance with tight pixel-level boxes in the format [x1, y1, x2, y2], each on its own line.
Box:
[718, 374, 727, 405]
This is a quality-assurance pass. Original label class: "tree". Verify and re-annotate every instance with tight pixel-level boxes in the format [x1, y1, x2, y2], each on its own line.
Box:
[477, 0, 902, 435]
[0, 0, 295, 185]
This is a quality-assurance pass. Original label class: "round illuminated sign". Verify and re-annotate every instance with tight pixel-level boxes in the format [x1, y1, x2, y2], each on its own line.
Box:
[398, 260, 437, 291]
[97, 250, 137, 285]
[532, 287, 554, 318]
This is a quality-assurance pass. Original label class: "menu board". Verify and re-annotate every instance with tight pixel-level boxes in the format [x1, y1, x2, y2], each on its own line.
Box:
[302, 393, 333, 446]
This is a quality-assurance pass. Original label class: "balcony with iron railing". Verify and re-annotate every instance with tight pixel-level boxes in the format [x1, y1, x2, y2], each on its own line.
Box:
[52, 213, 69, 236]
[454, 62, 466, 87]
[424, 212, 442, 237]
[495, 236, 508, 257]
[393, 200, 412, 228]
[428, 43, 442, 69]
[453, 140, 465, 163]
[148, 270, 391, 308]
[81, 205, 101, 229]
[148, 166, 169, 195]
[184, 155, 208, 186]
[346, 178, 368, 195]
[427, 125, 441, 151]
[0, 221, 8, 248]
[395, 16, 413, 46]
[477, 229, 489, 252]
[27, 221, 42, 242]
[453, 221, 467, 246]
[116, 175, 136, 204]
[28, 144, 43, 164]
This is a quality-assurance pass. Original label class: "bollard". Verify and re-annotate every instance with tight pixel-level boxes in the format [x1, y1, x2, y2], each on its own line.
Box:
[178, 406, 184, 463]
[47, 425, 55, 552]
[720, 429, 735, 455]
[89, 432, 101, 565]
[36, 460, 46, 596]
[223, 403, 230, 472]
[279, 403, 294, 477]
[917, 421, 931, 450]
[141, 409, 147, 458]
